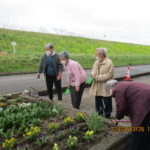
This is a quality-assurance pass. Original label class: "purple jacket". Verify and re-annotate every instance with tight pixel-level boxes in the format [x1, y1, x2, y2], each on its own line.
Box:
[112, 81, 150, 127]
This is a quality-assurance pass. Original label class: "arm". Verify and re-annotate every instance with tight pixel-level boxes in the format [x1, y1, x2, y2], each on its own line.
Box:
[72, 63, 82, 89]
[96, 62, 114, 82]
[91, 61, 97, 77]
[38, 56, 44, 73]
[115, 90, 127, 120]
[37, 56, 44, 78]
[57, 55, 63, 80]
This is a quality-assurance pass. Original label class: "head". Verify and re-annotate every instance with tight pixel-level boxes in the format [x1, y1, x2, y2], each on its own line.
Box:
[96, 48, 107, 62]
[45, 43, 54, 55]
[59, 51, 70, 65]
[106, 80, 118, 95]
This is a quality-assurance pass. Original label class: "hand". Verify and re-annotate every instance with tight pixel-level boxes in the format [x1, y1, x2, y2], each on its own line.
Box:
[76, 86, 80, 92]
[92, 74, 97, 79]
[57, 75, 61, 80]
[67, 84, 70, 89]
[37, 73, 40, 79]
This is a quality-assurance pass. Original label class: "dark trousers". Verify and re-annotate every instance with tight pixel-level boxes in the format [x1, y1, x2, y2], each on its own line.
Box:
[132, 112, 150, 150]
[70, 82, 85, 109]
[95, 96, 112, 118]
[46, 75, 62, 100]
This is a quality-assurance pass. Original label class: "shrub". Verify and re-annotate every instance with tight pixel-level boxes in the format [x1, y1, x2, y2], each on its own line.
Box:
[16, 144, 32, 150]
[85, 113, 103, 132]
[48, 123, 59, 133]
[75, 113, 86, 122]
[84, 130, 94, 141]
[52, 143, 60, 150]
[67, 135, 78, 149]
[55, 131, 65, 140]
[23, 126, 40, 141]
[69, 126, 79, 135]
[35, 134, 48, 147]
[2, 137, 16, 149]
[64, 117, 74, 127]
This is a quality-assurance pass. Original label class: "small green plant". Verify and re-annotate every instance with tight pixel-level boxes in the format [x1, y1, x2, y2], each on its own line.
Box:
[84, 130, 94, 141]
[85, 113, 103, 132]
[35, 134, 48, 147]
[64, 117, 74, 127]
[75, 112, 86, 122]
[55, 131, 65, 140]
[48, 123, 59, 133]
[16, 144, 32, 150]
[67, 135, 78, 149]
[52, 143, 60, 150]
[0, 97, 6, 101]
[2, 137, 16, 149]
[23, 126, 40, 141]
[4, 94, 12, 99]
[69, 126, 79, 135]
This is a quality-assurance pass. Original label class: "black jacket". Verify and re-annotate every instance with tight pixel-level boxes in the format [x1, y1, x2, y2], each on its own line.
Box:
[38, 52, 63, 75]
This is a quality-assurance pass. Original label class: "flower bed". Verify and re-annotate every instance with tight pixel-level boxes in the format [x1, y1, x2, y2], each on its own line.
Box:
[0, 95, 113, 150]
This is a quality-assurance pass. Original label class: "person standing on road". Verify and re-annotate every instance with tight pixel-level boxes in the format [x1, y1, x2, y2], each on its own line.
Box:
[37, 43, 63, 101]
[106, 80, 150, 150]
[59, 51, 87, 109]
[89, 48, 114, 118]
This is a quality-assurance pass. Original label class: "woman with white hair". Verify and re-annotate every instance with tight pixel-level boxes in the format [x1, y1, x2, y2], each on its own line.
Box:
[37, 43, 63, 101]
[59, 51, 87, 109]
[89, 48, 114, 118]
[106, 80, 150, 150]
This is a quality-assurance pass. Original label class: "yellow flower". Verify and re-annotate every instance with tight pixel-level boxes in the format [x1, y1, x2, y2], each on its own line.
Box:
[76, 113, 85, 117]
[2, 143, 6, 148]
[85, 130, 94, 136]
[64, 117, 74, 123]
[27, 132, 32, 136]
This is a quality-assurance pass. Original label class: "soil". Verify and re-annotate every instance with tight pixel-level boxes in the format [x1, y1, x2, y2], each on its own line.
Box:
[0, 88, 130, 150]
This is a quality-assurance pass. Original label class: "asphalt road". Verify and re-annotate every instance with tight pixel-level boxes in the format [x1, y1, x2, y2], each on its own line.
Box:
[0, 65, 150, 96]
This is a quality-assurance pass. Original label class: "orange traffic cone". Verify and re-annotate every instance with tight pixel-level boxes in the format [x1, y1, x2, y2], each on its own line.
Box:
[125, 66, 131, 80]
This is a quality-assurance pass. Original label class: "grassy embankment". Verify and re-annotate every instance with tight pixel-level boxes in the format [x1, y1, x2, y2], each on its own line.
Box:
[0, 28, 150, 73]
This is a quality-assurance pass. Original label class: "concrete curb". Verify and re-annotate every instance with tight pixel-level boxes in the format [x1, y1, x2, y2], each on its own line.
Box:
[106, 133, 131, 150]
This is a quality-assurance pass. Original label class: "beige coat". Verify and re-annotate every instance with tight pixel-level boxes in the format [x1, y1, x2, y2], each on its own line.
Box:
[89, 57, 114, 97]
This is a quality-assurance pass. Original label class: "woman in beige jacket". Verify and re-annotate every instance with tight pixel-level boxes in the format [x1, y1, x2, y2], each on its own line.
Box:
[89, 48, 114, 118]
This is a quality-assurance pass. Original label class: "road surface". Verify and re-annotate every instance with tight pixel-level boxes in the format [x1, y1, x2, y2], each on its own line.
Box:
[0, 65, 150, 96]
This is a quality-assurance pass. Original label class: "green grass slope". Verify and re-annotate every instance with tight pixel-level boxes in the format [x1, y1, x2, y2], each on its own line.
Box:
[0, 28, 150, 73]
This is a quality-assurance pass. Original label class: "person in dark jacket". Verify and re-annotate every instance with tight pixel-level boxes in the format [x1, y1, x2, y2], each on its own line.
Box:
[37, 43, 63, 101]
[106, 80, 150, 150]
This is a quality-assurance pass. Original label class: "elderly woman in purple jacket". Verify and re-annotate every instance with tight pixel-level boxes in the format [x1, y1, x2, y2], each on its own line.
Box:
[106, 80, 150, 150]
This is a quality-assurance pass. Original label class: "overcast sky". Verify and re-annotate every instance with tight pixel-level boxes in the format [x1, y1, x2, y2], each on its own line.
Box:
[0, 0, 150, 45]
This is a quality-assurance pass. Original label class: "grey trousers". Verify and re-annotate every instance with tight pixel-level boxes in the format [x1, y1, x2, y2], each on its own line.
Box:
[70, 82, 85, 109]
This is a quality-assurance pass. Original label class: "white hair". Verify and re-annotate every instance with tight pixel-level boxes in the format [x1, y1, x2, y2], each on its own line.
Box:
[96, 48, 107, 57]
[106, 80, 118, 94]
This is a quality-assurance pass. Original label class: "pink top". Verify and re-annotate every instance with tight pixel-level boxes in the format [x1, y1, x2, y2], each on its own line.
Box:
[64, 59, 87, 87]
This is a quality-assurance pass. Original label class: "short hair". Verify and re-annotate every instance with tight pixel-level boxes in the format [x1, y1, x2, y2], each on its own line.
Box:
[96, 48, 107, 57]
[59, 51, 70, 59]
[45, 43, 54, 49]
[106, 80, 118, 94]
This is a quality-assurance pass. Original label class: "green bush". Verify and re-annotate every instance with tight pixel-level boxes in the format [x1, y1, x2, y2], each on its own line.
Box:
[85, 113, 103, 133]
